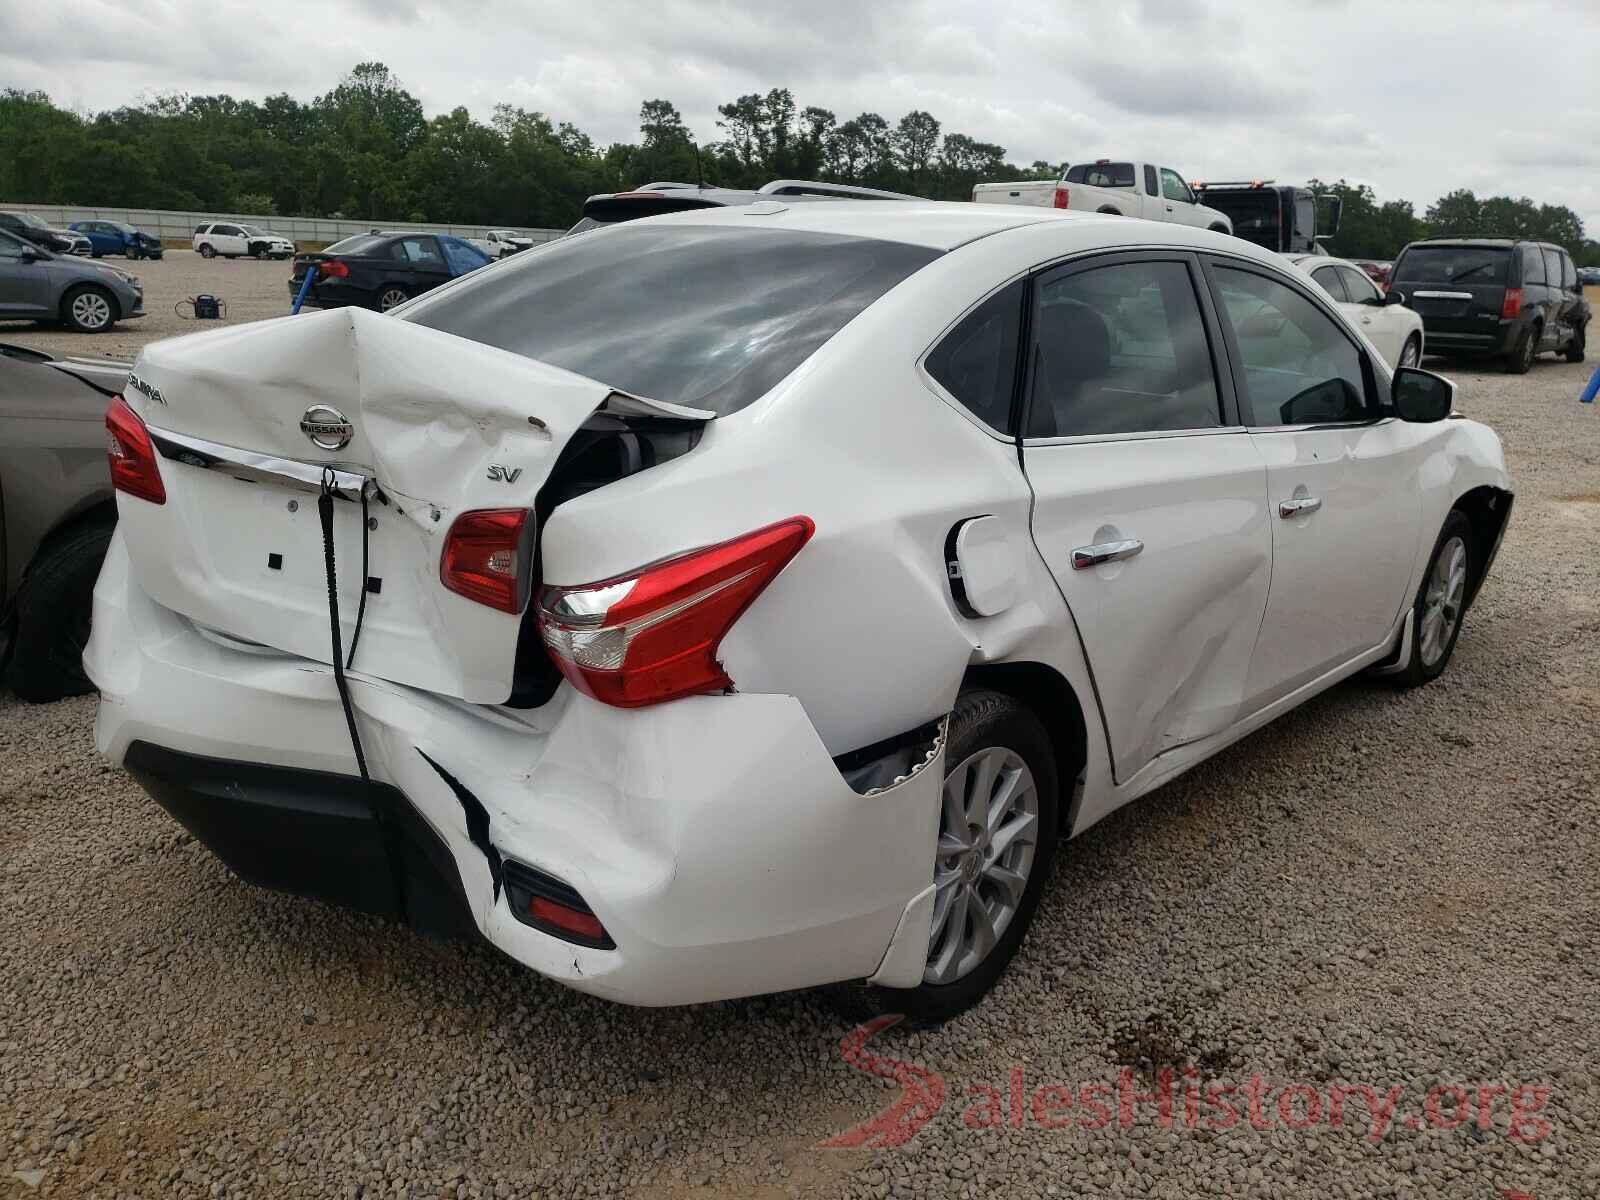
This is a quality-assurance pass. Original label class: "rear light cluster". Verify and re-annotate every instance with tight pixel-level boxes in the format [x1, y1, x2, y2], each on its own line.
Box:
[439, 509, 535, 613]
[1052, 185, 1070, 210]
[536, 517, 813, 708]
[106, 395, 166, 505]
[315, 259, 350, 278]
[1501, 287, 1523, 319]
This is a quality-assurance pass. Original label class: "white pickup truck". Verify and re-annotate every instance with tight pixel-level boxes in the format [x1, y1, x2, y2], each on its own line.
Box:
[974, 160, 1233, 234]
[479, 229, 536, 258]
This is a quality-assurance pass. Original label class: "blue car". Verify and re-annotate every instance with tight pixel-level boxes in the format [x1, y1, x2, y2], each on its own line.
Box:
[69, 221, 165, 261]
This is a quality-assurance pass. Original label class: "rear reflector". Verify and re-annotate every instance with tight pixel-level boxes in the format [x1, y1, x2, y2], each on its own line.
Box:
[440, 509, 535, 613]
[538, 516, 814, 708]
[1053, 185, 1070, 210]
[1501, 287, 1523, 319]
[502, 860, 614, 949]
[528, 897, 607, 942]
[106, 394, 166, 505]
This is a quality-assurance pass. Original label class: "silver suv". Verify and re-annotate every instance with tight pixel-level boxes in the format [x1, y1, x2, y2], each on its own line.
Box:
[0, 228, 146, 333]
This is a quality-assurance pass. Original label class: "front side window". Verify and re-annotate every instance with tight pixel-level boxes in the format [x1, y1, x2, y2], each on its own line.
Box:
[406, 225, 939, 416]
[1160, 169, 1193, 204]
[925, 280, 1024, 433]
[1027, 259, 1221, 439]
[1542, 248, 1562, 290]
[438, 235, 490, 276]
[1212, 265, 1368, 427]
[1560, 253, 1577, 289]
[0, 229, 29, 259]
[395, 236, 444, 267]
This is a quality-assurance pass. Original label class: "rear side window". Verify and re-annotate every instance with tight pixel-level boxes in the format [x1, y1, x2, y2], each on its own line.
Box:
[1310, 265, 1349, 301]
[1144, 165, 1158, 196]
[1065, 162, 1135, 188]
[1561, 254, 1577, 289]
[1027, 259, 1221, 439]
[1393, 246, 1509, 285]
[406, 226, 939, 416]
[1521, 245, 1545, 285]
[1541, 248, 1562, 289]
[925, 281, 1024, 433]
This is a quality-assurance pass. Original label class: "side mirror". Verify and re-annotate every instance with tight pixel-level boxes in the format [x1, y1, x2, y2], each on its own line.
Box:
[1392, 367, 1453, 422]
[1383, 289, 1405, 306]
[18, 247, 40, 263]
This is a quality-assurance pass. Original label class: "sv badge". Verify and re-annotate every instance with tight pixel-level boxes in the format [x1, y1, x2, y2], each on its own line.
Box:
[487, 465, 523, 484]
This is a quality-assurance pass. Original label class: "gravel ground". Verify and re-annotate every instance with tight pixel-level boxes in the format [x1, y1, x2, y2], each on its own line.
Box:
[2, 288, 1599, 1198]
[0, 251, 299, 362]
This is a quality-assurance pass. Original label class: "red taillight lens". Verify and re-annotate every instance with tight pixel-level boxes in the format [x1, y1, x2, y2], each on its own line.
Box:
[440, 509, 535, 613]
[106, 394, 165, 505]
[1501, 287, 1523, 319]
[537, 516, 814, 708]
[528, 897, 608, 942]
[316, 259, 350, 278]
[1052, 185, 1070, 209]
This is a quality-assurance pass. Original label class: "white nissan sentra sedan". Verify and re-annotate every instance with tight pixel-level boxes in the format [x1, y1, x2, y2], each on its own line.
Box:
[87, 203, 1512, 1020]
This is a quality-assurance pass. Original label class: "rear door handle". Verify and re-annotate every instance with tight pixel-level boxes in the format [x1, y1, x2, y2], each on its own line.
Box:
[1071, 538, 1144, 570]
[1279, 496, 1323, 518]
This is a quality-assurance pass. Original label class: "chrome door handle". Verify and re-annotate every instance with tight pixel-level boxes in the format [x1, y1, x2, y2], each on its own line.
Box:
[1071, 538, 1144, 570]
[1279, 496, 1323, 518]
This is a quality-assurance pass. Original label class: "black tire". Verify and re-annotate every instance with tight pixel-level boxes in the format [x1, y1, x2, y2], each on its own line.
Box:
[6, 521, 113, 703]
[1388, 510, 1473, 689]
[124, 246, 138, 260]
[1505, 323, 1538, 374]
[251, 242, 268, 260]
[198, 243, 215, 258]
[1398, 334, 1422, 370]
[1565, 322, 1587, 363]
[91, 250, 103, 258]
[835, 689, 1061, 1025]
[60, 285, 118, 333]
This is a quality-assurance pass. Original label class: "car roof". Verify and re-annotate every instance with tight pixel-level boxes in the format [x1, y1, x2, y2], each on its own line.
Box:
[1408, 237, 1563, 250]
[593, 199, 1223, 252]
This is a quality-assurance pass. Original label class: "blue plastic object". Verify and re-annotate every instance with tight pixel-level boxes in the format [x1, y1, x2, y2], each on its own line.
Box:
[291, 265, 318, 315]
[1582, 364, 1600, 405]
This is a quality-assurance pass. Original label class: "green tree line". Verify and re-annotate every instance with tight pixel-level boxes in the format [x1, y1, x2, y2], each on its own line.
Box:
[1, 62, 1593, 263]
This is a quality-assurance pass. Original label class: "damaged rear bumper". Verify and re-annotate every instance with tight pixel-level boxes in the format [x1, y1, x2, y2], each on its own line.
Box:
[85, 532, 941, 1006]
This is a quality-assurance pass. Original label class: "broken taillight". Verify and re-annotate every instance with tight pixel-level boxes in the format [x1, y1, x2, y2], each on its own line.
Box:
[440, 509, 535, 613]
[537, 516, 814, 708]
[106, 394, 166, 505]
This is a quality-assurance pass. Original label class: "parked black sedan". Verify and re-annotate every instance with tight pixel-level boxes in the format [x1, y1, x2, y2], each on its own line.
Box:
[0, 210, 90, 256]
[289, 231, 493, 312]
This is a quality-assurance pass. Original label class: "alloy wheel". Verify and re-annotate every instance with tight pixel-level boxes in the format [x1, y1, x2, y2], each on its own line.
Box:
[71, 292, 112, 331]
[1399, 339, 1420, 368]
[378, 288, 409, 312]
[1420, 535, 1467, 667]
[925, 746, 1039, 985]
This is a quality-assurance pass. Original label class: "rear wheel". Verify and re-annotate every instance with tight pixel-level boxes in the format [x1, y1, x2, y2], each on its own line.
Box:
[62, 285, 117, 333]
[1505, 323, 1538, 373]
[1389, 511, 1473, 688]
[6, 521, 113, 703]
[377, 286, 410, 312]
[842, 689, 1060, 1024]
[1565, 322, 1587, 363]
[1398, 334, 1422, 369]
[124, 245, 138, 260]
[198, 243, 215, 259]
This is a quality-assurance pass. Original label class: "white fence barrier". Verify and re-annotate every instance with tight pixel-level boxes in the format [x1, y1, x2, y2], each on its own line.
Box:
[1, 202, 565, 248]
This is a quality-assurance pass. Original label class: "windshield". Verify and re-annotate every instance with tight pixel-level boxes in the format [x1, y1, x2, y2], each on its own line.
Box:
[1393, 246, 1509, 285]
[406, 225, 939, 415]
[17, 212, 48, 230]
[240, 225, 268, 236]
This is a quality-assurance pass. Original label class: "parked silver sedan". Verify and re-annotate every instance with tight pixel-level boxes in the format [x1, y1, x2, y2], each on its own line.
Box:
[0, 228, 146, 333]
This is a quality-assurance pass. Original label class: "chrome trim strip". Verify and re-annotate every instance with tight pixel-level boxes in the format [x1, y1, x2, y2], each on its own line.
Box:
[1411, 290, 1474, 300]
[146, 425, 376, 501]
[1024, 425, 1242, 448]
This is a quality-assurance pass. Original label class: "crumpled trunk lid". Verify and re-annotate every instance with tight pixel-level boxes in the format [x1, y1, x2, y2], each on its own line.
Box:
[116, 306, 707, 702]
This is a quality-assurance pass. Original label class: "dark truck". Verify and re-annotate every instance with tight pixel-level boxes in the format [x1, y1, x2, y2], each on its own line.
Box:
[1191, 180, 1342, 255]
[1389, 238, 1588, 373]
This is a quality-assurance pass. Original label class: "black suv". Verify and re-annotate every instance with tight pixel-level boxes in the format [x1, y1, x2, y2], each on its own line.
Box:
[568, 179, 917, 233]
[1389, 238, 1589, 373]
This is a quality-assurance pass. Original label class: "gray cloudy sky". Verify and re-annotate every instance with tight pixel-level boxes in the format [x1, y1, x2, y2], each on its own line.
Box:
[6, 0, 1599, 229]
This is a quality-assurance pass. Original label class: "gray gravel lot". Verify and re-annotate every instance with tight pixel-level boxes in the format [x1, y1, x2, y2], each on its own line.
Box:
[2, 263, 1599, 1198]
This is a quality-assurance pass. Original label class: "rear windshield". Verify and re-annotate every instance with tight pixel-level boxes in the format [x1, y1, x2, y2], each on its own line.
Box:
[322, 234, 389, 256]
[1064, 162, 1135, 188]
[405, 225, 939, 415]
[1393, 246, 1509, 285]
